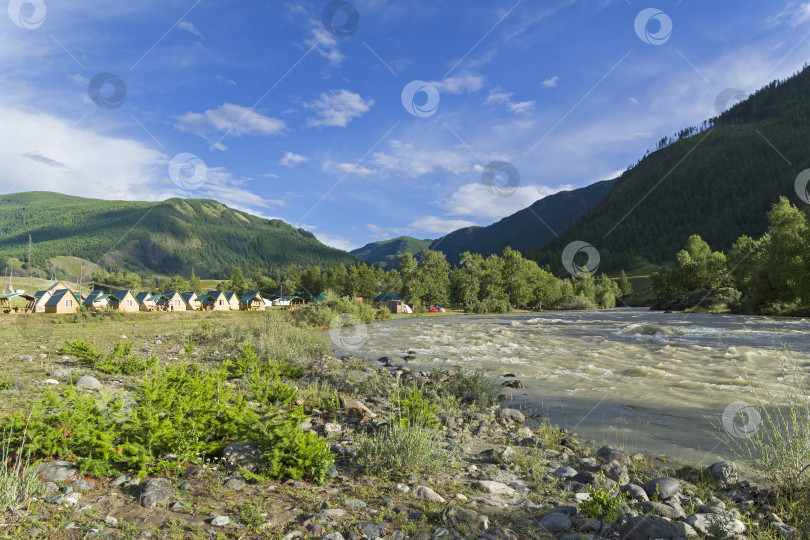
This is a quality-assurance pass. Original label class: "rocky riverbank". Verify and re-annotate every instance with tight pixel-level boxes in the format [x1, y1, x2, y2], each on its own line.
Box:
[3, 346, 805, 539]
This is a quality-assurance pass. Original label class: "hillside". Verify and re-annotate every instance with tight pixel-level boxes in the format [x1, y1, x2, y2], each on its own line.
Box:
[429, 180, 617, 265]
[0, 192, 356, 278]
[351, 236, 433, 269]
[530, 66, 810, 274]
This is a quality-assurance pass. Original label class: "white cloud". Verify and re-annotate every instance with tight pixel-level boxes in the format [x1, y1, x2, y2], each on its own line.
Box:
[323, 161, 377, 177]
[766, 2, 810, 27]
[0, 103, 282, 216]
[629, 97, 639, 105]
[178, 21, 204, 38]
[443, 182, 571, 220]
[370, 140, 473, 178]
[176, 103, 286, 145]
[306, 90, 374, 128]
[542, 76, 559, 88]
[216, 75, 237, 87]
[431, 73, 485, 94]
[315, 232, 357, 251]
[484, 87, 535, 115]
[280, 151, 308, 167]
[305, 25, 345, 66]
[367, 224, 387, 235]
[408, 216, 478, 235]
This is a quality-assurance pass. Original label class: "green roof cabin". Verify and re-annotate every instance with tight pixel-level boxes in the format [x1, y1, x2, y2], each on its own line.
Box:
[109, 290, 139, 313]
[83, 290, 111, 311]
[239, 291, 265, 311]
[181, 292, 201, 311]
[135, 292, 157, 312]
[202, 291, 230, 311]
[44, 289, 80, 314]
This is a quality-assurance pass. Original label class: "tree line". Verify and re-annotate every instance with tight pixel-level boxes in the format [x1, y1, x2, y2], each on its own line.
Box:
[651, 197, 810, 315]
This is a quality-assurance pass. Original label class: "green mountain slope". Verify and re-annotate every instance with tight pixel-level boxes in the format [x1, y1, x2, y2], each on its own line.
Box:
[0, 192, 356, 278]
[428, 180, 617, 265]
[530, 66, 810, 273]
[351, 236, 433, 269]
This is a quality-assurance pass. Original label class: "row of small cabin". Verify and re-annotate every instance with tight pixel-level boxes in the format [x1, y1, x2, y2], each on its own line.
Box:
[0, 282, 305, 314]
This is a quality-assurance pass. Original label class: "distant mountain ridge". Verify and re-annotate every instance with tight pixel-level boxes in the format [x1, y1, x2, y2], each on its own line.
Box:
[530, 65, 810, 273]
[428, 180, 618, 265]
[0, 192, 357, 278]
[351, 236, 433, 269]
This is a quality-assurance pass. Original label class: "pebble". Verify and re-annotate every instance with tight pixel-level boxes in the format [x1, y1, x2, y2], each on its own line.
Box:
[342, 498, 367, 508]
[75, 375, 102, 391]
[104, 517, 118, 526]
[412, 485, 446, 503]
[210, 515, 230, 527]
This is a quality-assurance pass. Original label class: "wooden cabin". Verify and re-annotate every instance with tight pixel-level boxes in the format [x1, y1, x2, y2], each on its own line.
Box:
[44, 289, 80, 314]
[224, 292, 240, 311]
[373, 293, 401, 308]
[272, 296, 304, 310]
[135, 292, 157, 312]
[83, 290, 111, 311]
[181, 292, 201, 311]
[109, 290, 139, 313]
[157, 291, 186, 312]
[202, 291, 230, 311]
[239, 291, 265, 311]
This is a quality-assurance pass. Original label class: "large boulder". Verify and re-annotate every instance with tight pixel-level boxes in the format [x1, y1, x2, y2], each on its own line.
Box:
[538, 512, 572, 534]
[709, 461, 738, 488]
[440, 504, 489, 532]
[139, 478, 174, 508]
[686, 513, 745, 536]
[223, 441, 263, 471]
[34, 461, 78, 483]
[644, 477, 681, 500]
[75, 376, 102, 391]
[412, 485, 446, 503]
[596, 445, 631, 468]
[498, 408, 525, 424]
[620, 515, 694, 540]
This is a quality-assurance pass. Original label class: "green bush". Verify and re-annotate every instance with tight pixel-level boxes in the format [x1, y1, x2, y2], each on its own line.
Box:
[291, 295, 377, 328]
[2, 362, 332, 482]
[394, 384, 440, 429]
[580, 478, 627, 522]
[465, 299, 512, 314]
[58, 339, 155, 375]
[443, 367, 500, 407]
[355, 423, 453, 477]
[551, 295, 598, 310]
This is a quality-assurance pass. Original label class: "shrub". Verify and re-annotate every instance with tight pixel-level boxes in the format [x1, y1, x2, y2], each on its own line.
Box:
[0, 430, 43, 512]
[394, 384, 440, 429]
[58, 338, 101, 365]
[465, 299, 512, 314]
[580, 478, 627, 522]
[443, 367, 500, 407]
[551, 295, 598, 310]
[355, 423, 453, 477]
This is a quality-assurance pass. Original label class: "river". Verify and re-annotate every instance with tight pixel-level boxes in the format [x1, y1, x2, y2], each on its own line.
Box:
[337, 308, 810, 467]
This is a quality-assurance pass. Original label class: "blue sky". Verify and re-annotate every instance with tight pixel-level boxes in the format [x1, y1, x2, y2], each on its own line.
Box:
[2, 0, 810, 251]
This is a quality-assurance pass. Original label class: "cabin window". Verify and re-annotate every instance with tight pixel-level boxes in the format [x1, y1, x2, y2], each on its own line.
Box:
[126, 300, 133, 307]
[66, 300, 73, 307]
[174, 300, 180, 306]
[219, 300, 224, 305]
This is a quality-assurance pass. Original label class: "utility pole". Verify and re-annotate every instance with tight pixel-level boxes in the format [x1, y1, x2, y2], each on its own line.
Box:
[79, 264, 83, 294]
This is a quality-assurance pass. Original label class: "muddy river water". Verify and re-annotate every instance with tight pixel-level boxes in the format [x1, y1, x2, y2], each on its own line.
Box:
[336, 309, 810, 466]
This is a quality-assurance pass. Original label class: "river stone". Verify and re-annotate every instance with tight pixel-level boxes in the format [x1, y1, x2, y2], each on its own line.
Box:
[474, 481, 516, 496]
[602, 463, 630, 484]
[770, 522, 799, 539]
[538, 512, 572, 534]
[75, 375, 102, 390]
[645, 476, 680, 499]
[440, 504, 489, 532]
[321, 534, 345, 540]
[709, 461, 738, 487]
[210, 515, 230, 527]
[634, 501, 685, 520]
[355, 522, 388, 537]
[620, 483, 649, 502]
[322, 423, 342, 437]
[223, 441, 263, 471]
[554, 467, 577, 479]
[413, 485, 446, 503]
[498, 408, 525, 424]
[686, 513, 745, 536]
[71, 479, 94, 492]
[596, 445, 631, 468]
[35, 460, 78, 482]
[342, 498, 367, 508]
[477, 527, 519, 540]
[139, 478, 174, 508]
[49, 368, 72, 377]
[620, 515, 687, 540]
[224, 478, 245, 491]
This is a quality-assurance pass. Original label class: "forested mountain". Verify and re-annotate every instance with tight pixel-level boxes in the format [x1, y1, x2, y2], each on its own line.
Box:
[351, 236, 433, 269]
[429, 180, 617, 265]
[530, 65, 810, 273]
[0, 192, 356, 278]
